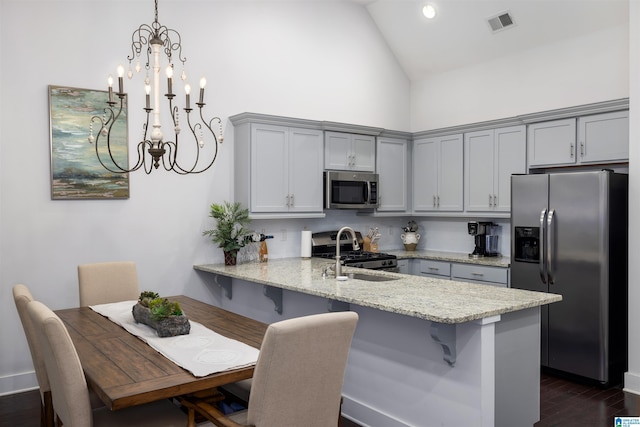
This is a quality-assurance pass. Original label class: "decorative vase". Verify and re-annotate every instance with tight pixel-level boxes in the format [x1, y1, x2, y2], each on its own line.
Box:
[223, 249, 238, 265]
[132, 303, 190, 337]
[401, 232, 420, 251]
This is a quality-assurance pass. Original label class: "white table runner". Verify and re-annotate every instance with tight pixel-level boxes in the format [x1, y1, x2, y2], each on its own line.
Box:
[90, 300, 259, 377]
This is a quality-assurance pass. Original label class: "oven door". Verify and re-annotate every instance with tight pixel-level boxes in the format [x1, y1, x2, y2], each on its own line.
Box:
[324, 171, 378, 209]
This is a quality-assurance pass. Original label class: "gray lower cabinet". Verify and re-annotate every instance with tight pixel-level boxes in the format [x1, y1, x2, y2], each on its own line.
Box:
[410, 259, 509, 287]
[397, 259, 410, 274]
[414, 259, 451, 278]
[450, 263, 509, 287]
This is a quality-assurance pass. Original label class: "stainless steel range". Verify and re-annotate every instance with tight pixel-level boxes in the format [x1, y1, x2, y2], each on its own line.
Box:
[311, 230, 398, 271]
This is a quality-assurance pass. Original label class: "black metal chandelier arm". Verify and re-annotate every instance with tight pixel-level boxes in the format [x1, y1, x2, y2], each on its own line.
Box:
[91, 104, 134, 174]
[169, 113, 220, 175]
[127, 24, 154, 63]
[89, 114, 127, 174]
[155, 26, 186, 66]
[160, 141, 180, 172]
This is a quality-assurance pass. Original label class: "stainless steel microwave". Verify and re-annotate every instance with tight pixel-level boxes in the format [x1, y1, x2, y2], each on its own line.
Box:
[324, 170, 379, 209]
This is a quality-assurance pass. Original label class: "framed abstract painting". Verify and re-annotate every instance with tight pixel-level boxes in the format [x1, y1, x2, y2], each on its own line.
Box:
[49, 85, 129, 200]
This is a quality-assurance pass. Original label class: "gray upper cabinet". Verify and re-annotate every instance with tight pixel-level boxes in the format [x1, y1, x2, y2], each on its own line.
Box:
[465, 126, 526, 212]
[527, 118, 577, 168]
[413, 134, 463, 212]
[324, 131, 375, 172]
[577, 111, 629, 164]
[234, 122, 325, 218]
[527, 110, 628, 168]
[376, 137, 409, 212]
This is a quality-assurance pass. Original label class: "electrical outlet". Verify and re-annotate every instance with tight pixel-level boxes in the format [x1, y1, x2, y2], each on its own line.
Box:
[281, 229, 287, 241]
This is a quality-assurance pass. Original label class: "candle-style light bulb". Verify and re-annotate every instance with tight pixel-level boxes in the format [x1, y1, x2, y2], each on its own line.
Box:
[199, 77, 206, 104]
[185, 83, 191, 109]
[166, 65, 174, 95]
[145, 83, 151, 109]
[117, 65, 124, 93]
[107, 75, 114, 103]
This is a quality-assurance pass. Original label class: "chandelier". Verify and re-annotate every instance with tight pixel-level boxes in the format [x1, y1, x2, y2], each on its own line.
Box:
[88, 0, 222, 174]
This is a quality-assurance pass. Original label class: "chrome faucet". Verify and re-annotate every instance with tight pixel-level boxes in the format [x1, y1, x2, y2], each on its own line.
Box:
[335, 226, 360, 277]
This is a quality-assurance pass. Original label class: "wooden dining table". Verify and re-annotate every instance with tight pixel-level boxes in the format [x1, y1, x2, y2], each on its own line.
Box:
[55, 295, 267, 411]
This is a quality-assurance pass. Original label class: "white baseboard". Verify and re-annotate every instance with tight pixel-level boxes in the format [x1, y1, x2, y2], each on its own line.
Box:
[342, 394, 412, 427]
[0, 371, 38, 396]
[624, 371, 640, 395]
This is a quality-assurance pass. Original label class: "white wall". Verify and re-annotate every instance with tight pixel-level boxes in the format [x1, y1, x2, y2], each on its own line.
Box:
[624, 1, 640, 395]
[411, 24, 629, 131]
[0, 0, 409, 394]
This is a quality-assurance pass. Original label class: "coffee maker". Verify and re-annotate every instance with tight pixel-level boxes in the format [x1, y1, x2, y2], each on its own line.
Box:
[467, 221, 500, 258]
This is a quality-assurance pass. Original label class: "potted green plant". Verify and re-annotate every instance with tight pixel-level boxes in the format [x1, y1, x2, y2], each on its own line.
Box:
[203, 201, 252, 265]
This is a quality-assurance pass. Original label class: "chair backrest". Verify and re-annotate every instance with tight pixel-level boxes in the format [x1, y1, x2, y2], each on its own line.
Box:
[12, 285, 50, 397]
[27, 300, 93, 427]
[78, 261, 139, 306]
[246, 311, 358, 427]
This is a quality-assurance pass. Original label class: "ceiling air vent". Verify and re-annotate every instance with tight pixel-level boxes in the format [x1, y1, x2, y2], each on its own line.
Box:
[487, 11, 515, 33]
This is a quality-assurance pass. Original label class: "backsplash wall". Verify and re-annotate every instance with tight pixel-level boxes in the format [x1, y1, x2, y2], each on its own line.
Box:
[240, 211, 511, 261]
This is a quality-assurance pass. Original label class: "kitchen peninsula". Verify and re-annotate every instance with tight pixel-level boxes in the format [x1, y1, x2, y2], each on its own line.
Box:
[194, 259, 560, 427]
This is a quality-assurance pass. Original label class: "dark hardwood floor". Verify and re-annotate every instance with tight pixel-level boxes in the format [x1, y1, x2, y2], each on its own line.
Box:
[535, 372, 640, 426]
[2, 372, 638, 427]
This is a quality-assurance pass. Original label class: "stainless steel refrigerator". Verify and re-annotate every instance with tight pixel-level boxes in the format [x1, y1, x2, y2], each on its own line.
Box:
[510, 170, 628, 385]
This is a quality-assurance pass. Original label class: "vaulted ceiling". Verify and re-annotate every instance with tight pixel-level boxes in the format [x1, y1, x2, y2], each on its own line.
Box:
[358, 0, 629, 80]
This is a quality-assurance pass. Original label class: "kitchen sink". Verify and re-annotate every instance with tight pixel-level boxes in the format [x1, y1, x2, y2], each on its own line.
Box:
[347, 272, 399, 282]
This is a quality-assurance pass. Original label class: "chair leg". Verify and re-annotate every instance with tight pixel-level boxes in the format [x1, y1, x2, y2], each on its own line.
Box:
[338, 397, 343, 427]
[43, 391, 55, 427]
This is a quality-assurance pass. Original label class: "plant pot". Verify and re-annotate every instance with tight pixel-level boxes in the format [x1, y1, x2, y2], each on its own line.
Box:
[132, 303, 190, 337]
[223, 249, 238, 265]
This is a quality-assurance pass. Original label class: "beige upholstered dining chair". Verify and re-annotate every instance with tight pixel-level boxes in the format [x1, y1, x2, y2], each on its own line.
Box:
[180, 311, 359, 427]
[78, 261, 140, 306]
[27, 299, 210, 427]
[13, 284, 55, 427]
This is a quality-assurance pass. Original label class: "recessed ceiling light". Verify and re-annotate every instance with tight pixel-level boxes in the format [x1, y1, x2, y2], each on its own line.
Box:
[422, 4, 437, 19]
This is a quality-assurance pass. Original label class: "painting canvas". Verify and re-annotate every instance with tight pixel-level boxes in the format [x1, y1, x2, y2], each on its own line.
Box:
[49, 85, 129, 199]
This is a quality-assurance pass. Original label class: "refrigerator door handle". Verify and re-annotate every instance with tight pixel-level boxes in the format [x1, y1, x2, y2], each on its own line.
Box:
[539, 209, 548, 284]
[547, 209, 556, 285]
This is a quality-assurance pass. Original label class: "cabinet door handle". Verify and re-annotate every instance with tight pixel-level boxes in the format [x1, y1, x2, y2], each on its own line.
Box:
[290, 194, 294, 207]
[437, 195, 440, 207]
[433, 195, 436, 207]
[493, 194, 497, 207]
[428, 267, 440, 271]
[570, 143, 574, 158]
[471, 272, 485, 277]
[580, 142, 584, 158]
[489, 194, 492, 207]
[286, 194, 290, 207]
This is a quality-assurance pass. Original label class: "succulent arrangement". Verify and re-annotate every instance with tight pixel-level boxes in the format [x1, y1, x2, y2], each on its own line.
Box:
[137, 292, 184, 321]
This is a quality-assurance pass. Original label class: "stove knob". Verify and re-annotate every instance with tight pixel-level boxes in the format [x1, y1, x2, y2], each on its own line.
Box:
[382, 260, 389, 266]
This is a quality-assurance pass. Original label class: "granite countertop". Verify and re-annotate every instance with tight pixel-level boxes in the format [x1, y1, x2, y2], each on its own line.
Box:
[387, 249, 511, 267]
[194, 258, 559, 324]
